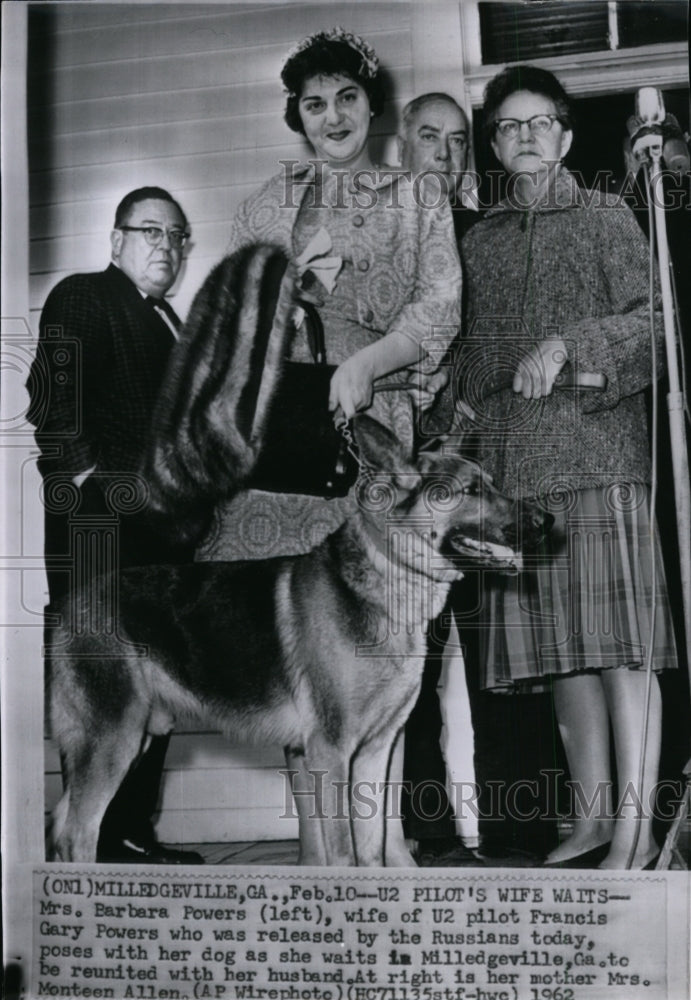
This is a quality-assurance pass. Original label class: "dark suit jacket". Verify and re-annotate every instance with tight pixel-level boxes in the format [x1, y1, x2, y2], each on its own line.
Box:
[27, 264, 176, 482]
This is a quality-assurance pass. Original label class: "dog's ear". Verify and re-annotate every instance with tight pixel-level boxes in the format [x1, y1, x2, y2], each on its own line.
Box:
[418, 428, 480, 469]
[416, 435, 446, 467]
[351, 414, 421, 489]
[418, 434, 448, 452]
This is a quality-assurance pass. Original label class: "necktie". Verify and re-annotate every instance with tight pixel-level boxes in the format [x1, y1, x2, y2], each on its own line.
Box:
[146, 295, 182, 333]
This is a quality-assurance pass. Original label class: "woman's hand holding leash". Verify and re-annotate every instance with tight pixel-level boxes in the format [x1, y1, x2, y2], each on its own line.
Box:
[329, 350, 376, 418]
[331, 329, 441, 418]
[455, 357, 608, 424]
[330, 356, 454, 422]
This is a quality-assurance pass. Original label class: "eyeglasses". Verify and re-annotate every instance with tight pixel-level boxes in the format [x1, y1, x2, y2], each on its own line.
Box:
[493, 114, 562, 138]
[118, 226, 189, 249]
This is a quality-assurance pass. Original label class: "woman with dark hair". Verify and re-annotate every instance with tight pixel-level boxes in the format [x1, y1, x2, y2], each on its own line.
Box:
[219, 28, 462, 561]
[459, 65, 676, 870]
[281, 30, 386, 136]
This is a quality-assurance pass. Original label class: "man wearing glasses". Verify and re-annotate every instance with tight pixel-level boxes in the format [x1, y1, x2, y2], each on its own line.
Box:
[27, 187, 203, 864]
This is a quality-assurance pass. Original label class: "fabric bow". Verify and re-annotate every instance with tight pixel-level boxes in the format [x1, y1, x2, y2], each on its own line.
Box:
[295, 227, 343, 295]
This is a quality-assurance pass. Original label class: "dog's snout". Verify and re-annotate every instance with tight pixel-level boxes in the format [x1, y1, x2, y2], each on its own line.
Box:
[503, 503, 553, 551]
[522, 503, 553, 549]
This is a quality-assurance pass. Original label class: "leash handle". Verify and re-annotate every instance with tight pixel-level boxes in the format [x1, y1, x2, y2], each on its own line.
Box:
[481, 363, 607, 399]
[455, 363, 607, 424]
[374, 363, 608, 397]
[556, 368, 608, 391]
[552, 364, 607, 392]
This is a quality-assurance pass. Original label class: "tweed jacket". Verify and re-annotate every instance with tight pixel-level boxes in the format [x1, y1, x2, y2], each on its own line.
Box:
[460, 169, 662, 499]
[229, 162, 462, 368]
[26, 264, 177, 482]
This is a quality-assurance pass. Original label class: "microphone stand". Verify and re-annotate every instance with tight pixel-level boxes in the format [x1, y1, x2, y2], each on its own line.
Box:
[634, 132, 691, 869]
[649, 147, 691, 673]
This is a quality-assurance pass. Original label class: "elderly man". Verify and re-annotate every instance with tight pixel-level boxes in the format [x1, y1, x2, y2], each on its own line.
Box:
[27, 187, 203, 864]
[395, 93, 485, 865]
[398, 91, 478, 243]
[398, 92, 480, 419]
[399, 95, 560, 868]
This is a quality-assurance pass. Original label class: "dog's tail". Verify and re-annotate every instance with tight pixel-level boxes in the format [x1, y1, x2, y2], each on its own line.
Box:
[142, 244, 297, 520]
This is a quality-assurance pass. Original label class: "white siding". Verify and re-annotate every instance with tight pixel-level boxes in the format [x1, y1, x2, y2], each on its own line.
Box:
[44, 731, 299, 845]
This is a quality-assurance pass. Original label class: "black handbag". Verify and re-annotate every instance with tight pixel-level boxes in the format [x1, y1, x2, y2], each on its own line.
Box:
[248, 300, 360, 498]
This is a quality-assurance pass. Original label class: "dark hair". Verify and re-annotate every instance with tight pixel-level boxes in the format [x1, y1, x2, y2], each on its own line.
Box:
[281, 36, 385, 135]
[114, 186, 188, 229]
[482, 64, 573, 137]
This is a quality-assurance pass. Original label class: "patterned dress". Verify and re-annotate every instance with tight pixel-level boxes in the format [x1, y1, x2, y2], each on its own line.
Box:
[203, 164, 462, 560]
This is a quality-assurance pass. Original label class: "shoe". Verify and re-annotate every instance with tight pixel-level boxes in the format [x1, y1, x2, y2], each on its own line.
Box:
[415, 836, 485, 868]
[543, 842, 611, 869]
[97, 837, 205, 865]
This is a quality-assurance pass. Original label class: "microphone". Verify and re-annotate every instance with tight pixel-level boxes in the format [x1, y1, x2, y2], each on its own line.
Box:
[628, 88, 690, 172]
[636, 86, 665, 126]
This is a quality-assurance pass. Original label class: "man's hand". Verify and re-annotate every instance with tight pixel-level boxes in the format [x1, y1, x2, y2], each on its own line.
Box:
[513, 338, 568, 399]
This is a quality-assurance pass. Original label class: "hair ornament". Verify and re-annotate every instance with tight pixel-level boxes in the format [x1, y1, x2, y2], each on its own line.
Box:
[282, 26, 379, 95]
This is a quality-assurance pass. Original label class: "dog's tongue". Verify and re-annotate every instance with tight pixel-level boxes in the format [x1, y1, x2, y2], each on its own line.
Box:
[460, 536, 523, 571]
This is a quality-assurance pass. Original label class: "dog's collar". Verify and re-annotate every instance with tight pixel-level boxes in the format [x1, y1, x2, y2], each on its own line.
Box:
[357, 510, 460, 585]
[351, 511, 393, 574]
[354, 513, 460, 625]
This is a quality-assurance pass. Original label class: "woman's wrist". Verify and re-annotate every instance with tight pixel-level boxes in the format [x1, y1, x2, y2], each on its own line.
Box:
[360, 330, 423, 381]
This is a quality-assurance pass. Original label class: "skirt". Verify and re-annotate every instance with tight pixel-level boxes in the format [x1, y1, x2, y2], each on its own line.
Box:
[480, 484, 677, 690]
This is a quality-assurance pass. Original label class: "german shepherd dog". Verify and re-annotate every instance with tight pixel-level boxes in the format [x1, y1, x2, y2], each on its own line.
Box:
[47, 246, 551, 867]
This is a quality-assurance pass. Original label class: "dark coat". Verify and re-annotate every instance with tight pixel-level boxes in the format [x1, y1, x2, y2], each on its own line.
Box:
[26, 263, 176, 482]
[27, 264, 186, 841]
